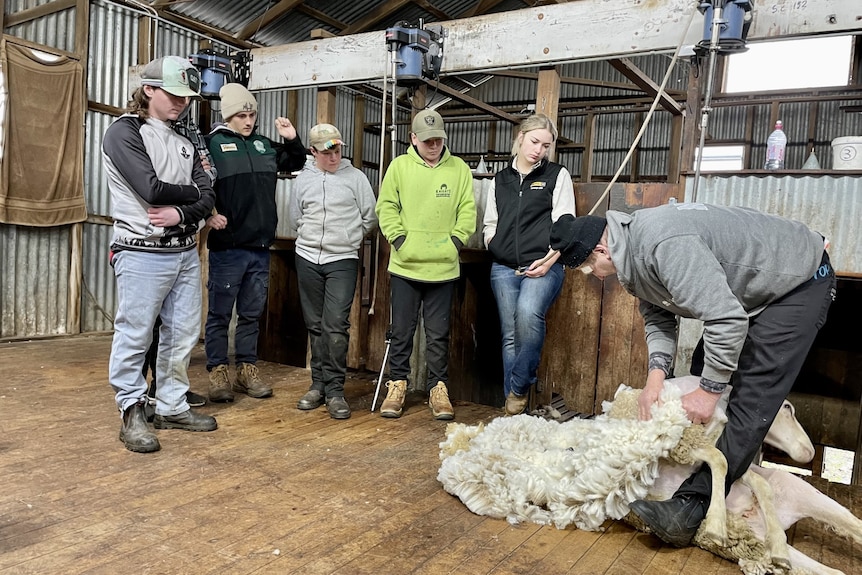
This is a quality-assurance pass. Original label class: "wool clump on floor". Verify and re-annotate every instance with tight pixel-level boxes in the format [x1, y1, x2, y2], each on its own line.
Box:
[437, 384, 691, 530]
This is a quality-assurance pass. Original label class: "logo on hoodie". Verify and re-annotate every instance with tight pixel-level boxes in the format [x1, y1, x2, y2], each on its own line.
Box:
[436, 183, 451, 198]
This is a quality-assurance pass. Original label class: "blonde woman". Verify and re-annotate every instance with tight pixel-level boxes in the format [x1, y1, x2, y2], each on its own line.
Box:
[482, 114, 576, 415]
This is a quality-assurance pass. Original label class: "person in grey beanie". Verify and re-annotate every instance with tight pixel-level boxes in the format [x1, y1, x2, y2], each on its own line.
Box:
[204, 83, 307, 403]
[550, 202, 835, 548]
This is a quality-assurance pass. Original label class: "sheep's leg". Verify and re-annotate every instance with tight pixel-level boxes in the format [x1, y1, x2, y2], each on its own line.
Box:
[691, 446, 728, 546]
[785, 544, 846, 575]
[739, 469, 791, 572]
[752, 466, 862, 545]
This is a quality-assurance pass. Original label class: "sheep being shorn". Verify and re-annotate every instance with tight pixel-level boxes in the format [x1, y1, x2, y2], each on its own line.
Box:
[438, 382, 692, 530]
[438, 376, 862, 575]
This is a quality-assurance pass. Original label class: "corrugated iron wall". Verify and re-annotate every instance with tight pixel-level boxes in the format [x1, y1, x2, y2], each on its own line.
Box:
[684, 174, 862, 275]
[1, 1, 80, 337]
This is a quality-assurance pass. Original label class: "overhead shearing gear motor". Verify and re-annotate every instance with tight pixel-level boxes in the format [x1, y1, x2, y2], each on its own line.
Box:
[385, 20, 446, 86]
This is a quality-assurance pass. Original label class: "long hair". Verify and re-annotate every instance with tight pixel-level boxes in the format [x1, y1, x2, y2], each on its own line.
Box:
[511, 113, 558, 157]
[126, 87, 151, 119]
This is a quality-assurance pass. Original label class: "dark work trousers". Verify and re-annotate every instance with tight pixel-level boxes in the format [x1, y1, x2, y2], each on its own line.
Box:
[295, 255, 358, 399]
[676, 251, 836, 501]
[388, 275, 456, 392]
[205, 248, 270, 370]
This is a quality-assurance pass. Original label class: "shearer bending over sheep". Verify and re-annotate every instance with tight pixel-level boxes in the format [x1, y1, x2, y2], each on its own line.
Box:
[548, 202, 836, 548]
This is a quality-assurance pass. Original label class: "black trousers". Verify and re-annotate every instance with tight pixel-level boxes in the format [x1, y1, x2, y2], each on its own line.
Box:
[677, 252, 836, 500]
[295, 256, 358, 398]
[388, 275, 455, 392]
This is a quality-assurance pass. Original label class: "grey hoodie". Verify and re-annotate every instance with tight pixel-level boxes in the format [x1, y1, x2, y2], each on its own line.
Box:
[289, 158, 378, 265]
[606, 203, 825, 385]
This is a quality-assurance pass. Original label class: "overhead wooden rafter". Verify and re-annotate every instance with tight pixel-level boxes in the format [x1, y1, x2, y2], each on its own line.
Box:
[422, 78, 520, 124]
[608, 57, 683, 115]
[235, 0, 305, 41]
[4, 0, 76, 27]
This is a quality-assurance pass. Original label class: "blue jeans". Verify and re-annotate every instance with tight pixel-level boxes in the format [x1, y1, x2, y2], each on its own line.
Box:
[109, 249, 201, 415]
[490, 262, 565, 398]
[205, 248, 270, 369]
[295, 255, 358, 398]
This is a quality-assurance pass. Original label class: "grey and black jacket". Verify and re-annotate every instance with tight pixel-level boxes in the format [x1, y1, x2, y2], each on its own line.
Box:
[102, 114, 215, 253]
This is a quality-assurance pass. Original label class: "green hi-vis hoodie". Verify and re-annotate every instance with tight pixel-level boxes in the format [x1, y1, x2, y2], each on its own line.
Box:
[376, 145, 476, 282]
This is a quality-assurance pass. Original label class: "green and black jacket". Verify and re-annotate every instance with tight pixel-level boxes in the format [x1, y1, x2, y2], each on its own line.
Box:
[205, 125, 306, 251]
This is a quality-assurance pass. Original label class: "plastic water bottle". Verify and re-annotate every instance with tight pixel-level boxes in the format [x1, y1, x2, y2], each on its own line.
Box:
[764, 120, 787, 170]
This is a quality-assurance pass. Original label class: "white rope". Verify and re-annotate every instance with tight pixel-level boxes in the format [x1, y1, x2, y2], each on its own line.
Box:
[587, 5, 699, 216]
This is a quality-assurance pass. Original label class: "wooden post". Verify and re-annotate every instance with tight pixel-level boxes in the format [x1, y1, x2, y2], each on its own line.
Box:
[679, 62, 702, 194]
[317, 86, 336, 124]
[352, 95, 365, 170]
[137, 17, 154, 64]
[582, 112, 596, 182]
[536, 66, 561, 161]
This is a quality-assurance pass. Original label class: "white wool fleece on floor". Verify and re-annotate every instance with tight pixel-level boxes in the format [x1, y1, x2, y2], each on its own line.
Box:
[437, 384, 691, 530]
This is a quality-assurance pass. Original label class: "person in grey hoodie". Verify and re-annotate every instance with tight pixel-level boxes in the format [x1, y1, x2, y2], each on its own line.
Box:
[549, 202, 836, 548]
[288, 124, 378, 419]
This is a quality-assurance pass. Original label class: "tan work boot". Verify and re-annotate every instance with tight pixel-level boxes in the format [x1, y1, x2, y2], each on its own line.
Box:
[505, 391, 529, 415]
[234, 362, 273, 398]
[380, 379, 407, 418]
[208, 364, 234, 403]
[428, 381, 454, 420]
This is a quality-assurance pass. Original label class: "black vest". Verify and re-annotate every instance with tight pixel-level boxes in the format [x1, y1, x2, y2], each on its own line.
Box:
[489, 160, 563, 268]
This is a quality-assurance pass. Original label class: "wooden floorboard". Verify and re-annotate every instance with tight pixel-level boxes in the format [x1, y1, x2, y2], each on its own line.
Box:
[1, 334, 859, 575]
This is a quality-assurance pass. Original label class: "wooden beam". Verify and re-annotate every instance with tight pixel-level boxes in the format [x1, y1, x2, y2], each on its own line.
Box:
[317, 86, 337, 125]
[151, 0, 195, 6]
[458, 0, 507, 19]
[352, 96, 365, 170]
[608, 58, 683, 115]
[296, 4, 348, 31]
[310, 29, 336, 39]
[74, 0, 89, 59]
[236, 0, 304, 42]
[490, 69, 671, 94]
[423, 79, 520, 124]
[88, 100, 125, 117]
[154, 10, 257, 50]
[536, 66, 561, 160]
[340, 0, 412, 36]
[138, 17, 154, 64]
[412, 0, 452, 22]
[250, 0, 862, 90]
[4, 0, 75, 27]
[1, 33, 77, 59]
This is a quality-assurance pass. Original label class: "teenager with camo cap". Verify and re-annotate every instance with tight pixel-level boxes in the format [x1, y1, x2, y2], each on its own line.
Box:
[102, 55, 218, 453]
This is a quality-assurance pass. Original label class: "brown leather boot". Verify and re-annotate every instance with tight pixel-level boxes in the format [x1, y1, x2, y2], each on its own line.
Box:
[234, 363, 273, 398]
[208, 364, 234, 403]
[119, 402, 160, 453]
